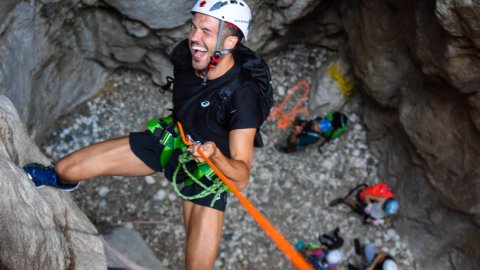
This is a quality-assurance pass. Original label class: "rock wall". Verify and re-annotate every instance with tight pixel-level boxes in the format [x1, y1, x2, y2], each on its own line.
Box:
[0, 0, 107, 142]
[0, 95, 106, 270]
[0, 0, 324, 143]
[339, 0, 480, 269]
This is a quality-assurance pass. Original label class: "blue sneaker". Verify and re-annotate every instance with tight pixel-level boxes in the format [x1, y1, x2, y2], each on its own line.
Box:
[23, 163, 79, 191]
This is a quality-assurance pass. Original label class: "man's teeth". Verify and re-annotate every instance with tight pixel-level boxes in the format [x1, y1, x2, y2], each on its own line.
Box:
[192, 46, 207, 52]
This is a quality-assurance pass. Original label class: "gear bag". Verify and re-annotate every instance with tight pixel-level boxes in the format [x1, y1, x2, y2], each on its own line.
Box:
[358, 183, 394, 202]
[321, 112, 348, 140]
[318, 227, 344, 250]
[217, 42, 273, 129]
[317, 112, 349, 152]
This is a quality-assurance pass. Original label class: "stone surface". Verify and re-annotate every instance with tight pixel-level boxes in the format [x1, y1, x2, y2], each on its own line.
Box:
[340, 0, 480, 269]
[102, 0, 191, 29]
[102, 226, 163, 270]
[0, 95, 106, 270]
[42, 50, 416, 270]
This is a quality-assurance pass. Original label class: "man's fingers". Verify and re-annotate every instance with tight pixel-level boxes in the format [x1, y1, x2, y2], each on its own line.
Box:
[187, 141, 215, 162]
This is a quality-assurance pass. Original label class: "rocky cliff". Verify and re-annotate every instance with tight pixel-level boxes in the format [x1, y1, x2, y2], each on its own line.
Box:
[340, 0, 480, 268]
[0, 95, 105, 269]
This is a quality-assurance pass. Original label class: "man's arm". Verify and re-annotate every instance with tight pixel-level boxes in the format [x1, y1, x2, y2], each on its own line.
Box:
[190, 128, 256, 191]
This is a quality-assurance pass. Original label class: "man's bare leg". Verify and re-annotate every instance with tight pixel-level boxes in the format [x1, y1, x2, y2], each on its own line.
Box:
[55, 136, 155, 183]
[183, 200, 224, 270]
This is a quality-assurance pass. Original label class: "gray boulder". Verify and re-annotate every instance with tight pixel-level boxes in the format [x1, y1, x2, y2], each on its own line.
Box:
[102, 226, 163, 270]
[0, 95, 106, 270]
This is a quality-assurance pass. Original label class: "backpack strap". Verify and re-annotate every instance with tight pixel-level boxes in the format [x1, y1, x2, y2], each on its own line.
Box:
[218, 73, 242, 105]
[215, 69, 251, 123]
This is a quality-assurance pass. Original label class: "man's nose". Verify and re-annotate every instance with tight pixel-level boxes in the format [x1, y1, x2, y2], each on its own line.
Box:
[190, 29, 201, 41]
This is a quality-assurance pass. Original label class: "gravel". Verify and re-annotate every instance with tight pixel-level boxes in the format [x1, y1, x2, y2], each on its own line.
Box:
[42, 43, 417, 269]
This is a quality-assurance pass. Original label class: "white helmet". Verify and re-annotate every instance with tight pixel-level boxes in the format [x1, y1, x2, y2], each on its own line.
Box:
[383, 259, 398, 270]
[191, 0, 252, 40]
[326, 249, 343, 265]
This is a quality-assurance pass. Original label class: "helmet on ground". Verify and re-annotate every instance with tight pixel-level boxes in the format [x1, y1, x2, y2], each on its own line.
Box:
[326, 249, 342, 265]
[383, 259, 398, 270]
[319, 119, 332, 133]
[315, 117, 332, 133]
[327, 249, 342, 264]
[383, 198, 399, 215]
[191, 0, 252, 40]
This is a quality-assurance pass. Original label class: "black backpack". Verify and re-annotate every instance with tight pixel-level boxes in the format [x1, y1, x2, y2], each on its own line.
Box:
[215, 43, 273, 146]
[317, 111, 349, 152]
[318, 227, 344, 250]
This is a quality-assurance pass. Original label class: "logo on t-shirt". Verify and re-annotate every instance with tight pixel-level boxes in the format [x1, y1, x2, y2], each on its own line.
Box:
[201, 100, 210, 108]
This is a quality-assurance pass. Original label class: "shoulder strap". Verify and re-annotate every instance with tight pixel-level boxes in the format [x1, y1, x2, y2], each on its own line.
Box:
[217, 68, 252, 113]
[218, 72, 243, 100]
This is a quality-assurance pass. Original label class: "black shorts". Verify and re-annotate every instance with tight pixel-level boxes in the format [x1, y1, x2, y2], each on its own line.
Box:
[129, 131, 228, 211]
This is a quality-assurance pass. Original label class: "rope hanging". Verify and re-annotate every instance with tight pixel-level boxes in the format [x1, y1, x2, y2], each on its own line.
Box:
[176, 121, 314, 270]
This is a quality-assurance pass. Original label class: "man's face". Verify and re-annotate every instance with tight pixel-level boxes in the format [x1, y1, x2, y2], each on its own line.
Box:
[188, 13, 220, 71]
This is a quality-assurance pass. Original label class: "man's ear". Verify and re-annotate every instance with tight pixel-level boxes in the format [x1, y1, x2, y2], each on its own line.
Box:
[224, 36, 239, 50]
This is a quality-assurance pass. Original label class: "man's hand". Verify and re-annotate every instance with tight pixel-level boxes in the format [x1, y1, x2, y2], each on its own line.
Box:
[189, 141, 217, 163]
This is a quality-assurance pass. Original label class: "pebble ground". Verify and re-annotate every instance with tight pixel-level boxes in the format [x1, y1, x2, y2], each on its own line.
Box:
[43, 43, 417, 269]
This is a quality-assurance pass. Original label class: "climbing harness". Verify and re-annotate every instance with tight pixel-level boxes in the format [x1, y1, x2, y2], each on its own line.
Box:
[176, 121, 314, 270]
[146, 115, 186, 169]
[146, 115, 229, 207]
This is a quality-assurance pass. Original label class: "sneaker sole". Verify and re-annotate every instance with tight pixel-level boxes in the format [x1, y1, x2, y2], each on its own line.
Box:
[24, 172, 79, 191]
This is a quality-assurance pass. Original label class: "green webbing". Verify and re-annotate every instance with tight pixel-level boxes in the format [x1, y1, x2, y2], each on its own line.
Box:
[146, 115, 230, 207]
[146, 116, 186, 169]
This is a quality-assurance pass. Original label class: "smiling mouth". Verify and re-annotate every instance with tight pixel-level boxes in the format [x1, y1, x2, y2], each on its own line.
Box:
[191, 45, 208, 59]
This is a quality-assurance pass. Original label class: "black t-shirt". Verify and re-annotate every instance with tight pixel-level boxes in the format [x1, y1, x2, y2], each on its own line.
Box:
[172, 62, 264, 157]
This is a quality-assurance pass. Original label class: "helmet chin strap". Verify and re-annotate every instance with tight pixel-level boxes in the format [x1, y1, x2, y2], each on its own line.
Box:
[202, 20, 232, 85]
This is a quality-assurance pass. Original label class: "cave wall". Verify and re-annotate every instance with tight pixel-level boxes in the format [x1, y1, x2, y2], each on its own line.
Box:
[0, 0, 108, 142]
[339, 0, 480, 268]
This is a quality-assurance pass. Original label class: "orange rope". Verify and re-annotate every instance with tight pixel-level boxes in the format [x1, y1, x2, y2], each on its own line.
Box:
[176, 121, 313, 270]
[268, 80, 311, 129]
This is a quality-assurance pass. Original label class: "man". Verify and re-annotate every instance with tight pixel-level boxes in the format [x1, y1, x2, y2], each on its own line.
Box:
[23, 1, 268, 269]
